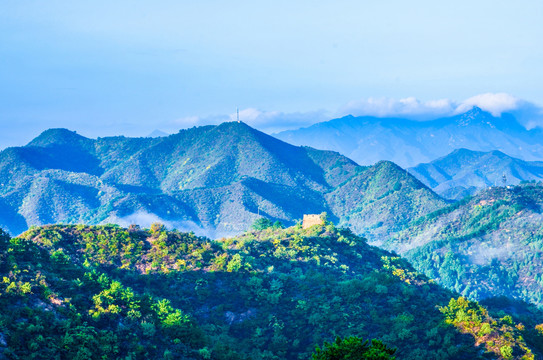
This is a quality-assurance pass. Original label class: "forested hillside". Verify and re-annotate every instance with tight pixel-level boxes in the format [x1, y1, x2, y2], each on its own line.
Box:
[408, 149, 543, 200]
[1, 222, 539, 359]
[0, 122, 444, 240]
[326, 160, 446, 241]
[384, 183, 543, 309]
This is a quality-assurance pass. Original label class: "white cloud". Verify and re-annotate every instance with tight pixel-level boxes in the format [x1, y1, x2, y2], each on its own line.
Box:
[455, 93, 543, 129]
[154, 93, 543, 138]
[229, 108, 279, 124]
[171, 115, 201, 127]
[105, 210, 217, 238]
[511, 103, 543, 130]
[340, 96, 455, 119]
[227, 108, 327, 133]
[162, 114, 229, 133]
[455, 93, 521, 116]
[337, 93, 543, 129]
[161, 108, 328, 134]
[106, 210, 180, 229]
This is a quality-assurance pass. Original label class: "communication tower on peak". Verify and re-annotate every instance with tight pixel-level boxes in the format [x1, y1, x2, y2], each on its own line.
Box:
[237, 107, 240, 123]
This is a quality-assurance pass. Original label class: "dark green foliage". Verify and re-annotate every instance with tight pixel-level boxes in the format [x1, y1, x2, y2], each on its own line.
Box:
[311, 336, 396, 360]
[326, 160, 446, 240]
[0, 228, 10, 251]
[251, 217, 273, 230]
[408, 148, 543, 200]
[385, 183, 543, 309]
[440, 297, 534, 359]
[0, 225, 205, 359]
[1, 223, 537, 359]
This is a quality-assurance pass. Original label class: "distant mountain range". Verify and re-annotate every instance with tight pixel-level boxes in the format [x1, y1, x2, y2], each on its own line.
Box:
[408, 148, 543, 199]
[276, 107, 543, 168]
[147, 129, 169, 138]
[0, 122, 444, 239]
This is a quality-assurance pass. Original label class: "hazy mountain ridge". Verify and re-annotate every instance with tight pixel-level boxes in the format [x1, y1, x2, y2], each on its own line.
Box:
[327, 160, 447, 241]
[0, 122, 444, 239]
[408, 148, 543, 200]
[276, 107, 543, 168]
[381, 183, 543, 308]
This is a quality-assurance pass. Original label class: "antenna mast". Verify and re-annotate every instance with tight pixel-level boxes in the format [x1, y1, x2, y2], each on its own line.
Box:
[237, 107, 240, 123]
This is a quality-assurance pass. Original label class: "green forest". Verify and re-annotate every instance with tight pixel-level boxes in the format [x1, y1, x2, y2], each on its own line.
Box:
[385, 183, 543, 309]
[1, 220, 541, 359]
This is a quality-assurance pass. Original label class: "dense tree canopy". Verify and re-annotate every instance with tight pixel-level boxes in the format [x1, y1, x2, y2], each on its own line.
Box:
[311, 336, 396, 360]
[0, 223, 540, 359]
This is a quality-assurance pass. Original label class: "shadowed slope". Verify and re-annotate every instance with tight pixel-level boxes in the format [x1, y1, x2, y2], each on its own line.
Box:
[409, 148, 543, 199]
[0, 122, 444, 238]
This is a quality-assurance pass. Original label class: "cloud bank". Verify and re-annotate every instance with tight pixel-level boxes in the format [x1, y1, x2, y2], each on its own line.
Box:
[163, 108, 328, 134]
[340, 97, 456, 120]
[338, 93, 543, 129]
[152, 93, 543, 138]
[454, 93, 521, 117]
[341, 93, 525, 119]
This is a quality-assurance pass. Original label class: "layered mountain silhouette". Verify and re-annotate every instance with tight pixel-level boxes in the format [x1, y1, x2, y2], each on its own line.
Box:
[0, 122, 444, 238]
[276, 107, 543, 168]
[408, 148, 543, 199]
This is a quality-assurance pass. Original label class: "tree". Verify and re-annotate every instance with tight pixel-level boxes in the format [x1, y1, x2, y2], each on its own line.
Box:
[320, 212, 330, 224]
[150, 222, 166, 235]
[252, 218, 273, 230]
[500, 345, 513, 359]
[0, 228, 10, 251]
[311, 336, 396, 360]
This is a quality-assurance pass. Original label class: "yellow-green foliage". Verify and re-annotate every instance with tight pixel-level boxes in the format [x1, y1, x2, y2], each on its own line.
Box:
[440, 297, 534, 360]
[0, 224, 539, 359]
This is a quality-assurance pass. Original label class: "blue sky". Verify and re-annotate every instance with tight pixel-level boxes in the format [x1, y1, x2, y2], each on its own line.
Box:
[1, 0, 542, 147]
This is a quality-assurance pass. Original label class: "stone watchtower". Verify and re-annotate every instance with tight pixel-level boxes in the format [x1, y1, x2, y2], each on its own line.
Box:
[302, 214, 324, 229]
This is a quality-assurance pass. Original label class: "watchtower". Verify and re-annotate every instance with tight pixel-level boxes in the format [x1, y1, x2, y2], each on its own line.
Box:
[302, 214, 324, 229]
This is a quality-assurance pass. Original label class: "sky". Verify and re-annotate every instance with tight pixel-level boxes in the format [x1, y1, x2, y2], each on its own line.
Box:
[1, 0, 542, 148]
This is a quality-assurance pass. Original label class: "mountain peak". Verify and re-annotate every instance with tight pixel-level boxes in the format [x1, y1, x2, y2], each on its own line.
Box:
[211, 121, 264, 141]
[216, 120, 254, 130]
[455, 106, 526, 132]
[456, 106, 494, 126]
[27, 128, 92, 148]
[147, 129, 169, 138]
[409, 148, 543, 200]
[466, 105, 484, 115]
[450, 148, 475, 155]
